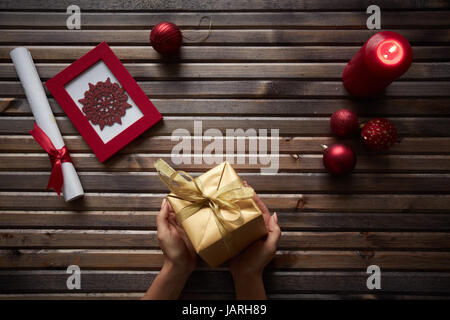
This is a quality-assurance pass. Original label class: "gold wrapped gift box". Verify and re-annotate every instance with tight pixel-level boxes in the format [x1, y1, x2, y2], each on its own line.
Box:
[155, 159, 267, 267]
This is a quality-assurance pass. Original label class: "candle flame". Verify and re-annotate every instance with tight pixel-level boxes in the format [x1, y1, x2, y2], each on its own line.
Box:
[376, 39, 404, 65]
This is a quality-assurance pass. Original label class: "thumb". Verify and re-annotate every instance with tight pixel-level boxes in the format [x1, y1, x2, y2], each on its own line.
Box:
[266, 212, 281, 248]
[156, 198, 171, 235]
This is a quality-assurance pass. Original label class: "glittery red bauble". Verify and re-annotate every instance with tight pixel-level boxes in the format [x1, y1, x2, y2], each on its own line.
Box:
[323, 144, 357, 175]
[150, 22, 182, 55]
[330, 108, 359, 137]
[361, 118, 397, 151]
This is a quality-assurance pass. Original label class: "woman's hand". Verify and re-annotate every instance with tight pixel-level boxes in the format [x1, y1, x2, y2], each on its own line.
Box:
[157, 198, 197, 274]
[142, 198, 196, 299]
[229, 181, 281, 299]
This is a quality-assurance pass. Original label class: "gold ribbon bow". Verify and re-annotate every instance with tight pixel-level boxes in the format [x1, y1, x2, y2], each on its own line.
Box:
[154, 159, 254, 253]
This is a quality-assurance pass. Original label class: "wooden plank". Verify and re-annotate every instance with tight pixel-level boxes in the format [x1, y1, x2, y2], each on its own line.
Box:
[2, 211, 450, 231]
[3, 98, 450, 117]
[1, 249, 449, 270]
[1, 136, 450, 155]
[273, 251, 450, 270]
[0, 270, 449, 295]
[2, 153, 450, 173]
[3, 81, 450, 98]
[1, 192, 449, 212]
[0, 0, 447, 10]
[0, 293, 147, 300]
[0, 192, 299, 211]
[1, 230, 450, 250]
[1, 293, 448, 300]
[2, 62, 449, 80]
[1, 30, 450, 45]
[0, 211, 160, 230]
[1, 117, 450, 137]
[1, 12, 450, 28]
[1, 172, 450, 193]
[1, 46, 449, 62]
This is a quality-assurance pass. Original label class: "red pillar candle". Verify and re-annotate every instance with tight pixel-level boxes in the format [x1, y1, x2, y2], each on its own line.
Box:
[342, 31, 413, 98]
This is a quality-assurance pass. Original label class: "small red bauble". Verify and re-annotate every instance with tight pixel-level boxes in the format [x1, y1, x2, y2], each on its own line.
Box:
[361, 118, 397, 151]
[330, 108, 359, 137]
[150, 22, 182, 55]
[323, 144, 357, 175]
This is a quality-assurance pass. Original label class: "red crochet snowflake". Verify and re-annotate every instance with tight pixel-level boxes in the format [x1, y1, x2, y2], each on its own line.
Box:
[78, 77, 132, 130]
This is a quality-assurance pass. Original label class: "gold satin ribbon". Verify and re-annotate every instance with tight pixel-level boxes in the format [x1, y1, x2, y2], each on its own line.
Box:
[154, 159, 254, 253]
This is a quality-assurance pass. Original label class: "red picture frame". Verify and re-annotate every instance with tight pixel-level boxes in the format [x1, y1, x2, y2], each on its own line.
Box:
[46, 42, 162, 162]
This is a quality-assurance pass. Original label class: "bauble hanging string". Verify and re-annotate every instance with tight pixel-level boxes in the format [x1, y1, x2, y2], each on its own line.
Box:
[182, 16, 213, 43]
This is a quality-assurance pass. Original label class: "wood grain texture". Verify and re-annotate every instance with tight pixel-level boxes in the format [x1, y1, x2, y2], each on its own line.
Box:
[3, 80, 450, 98]
[2, 46, 449, 62]
[2, 12, 450, 28]
[1, 192, 449, 212]
[0, 271, 449, 295]
[1, 249, 449, 270]
[2, 136, 450, 154]
[1, 229, 450, 250]
[1, 293, 449, 300]
[2, 211, 450, 231]
[2, 30, 450, 45]
[2, 62, 450, 80]
[1, 1, 449, 299]
[1, 117, 450, 137]
[1, 172, 450, 193]
[2, 153, 450, 173]
[3, 98, 450, 116]
[0, 0, 448, 10]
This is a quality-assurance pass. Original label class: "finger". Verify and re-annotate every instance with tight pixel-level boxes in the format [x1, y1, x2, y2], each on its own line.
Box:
[166, 200, 174, 213]
[168, 210, 176, 221]
[246, 181, 271, 226]
[156, 198, 171, 235]
[253, 191, 270, 216]
[266, 213, 281, 249]
[169, 211, 183, 228]
[253, 193, 271, 228]
[175, 224, 196, 253]
[168, 213, 178, 227]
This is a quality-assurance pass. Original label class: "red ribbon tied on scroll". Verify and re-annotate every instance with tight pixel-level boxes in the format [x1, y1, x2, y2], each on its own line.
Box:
[29, 123, 73, 195]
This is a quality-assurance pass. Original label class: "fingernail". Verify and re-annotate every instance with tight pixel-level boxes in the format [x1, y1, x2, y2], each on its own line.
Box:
[162, 198, 166, 206]
[274, 212, 278, 224]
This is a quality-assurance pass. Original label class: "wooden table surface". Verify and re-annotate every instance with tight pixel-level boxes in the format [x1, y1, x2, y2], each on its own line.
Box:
[0, 0, 450, 299]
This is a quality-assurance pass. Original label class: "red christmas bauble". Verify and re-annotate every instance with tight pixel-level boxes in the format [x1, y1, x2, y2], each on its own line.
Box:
[323, 144, 357, 175]
[330, 108, 359, 137]
[150, 22, 182, 55]
[361, 118, 397, 151]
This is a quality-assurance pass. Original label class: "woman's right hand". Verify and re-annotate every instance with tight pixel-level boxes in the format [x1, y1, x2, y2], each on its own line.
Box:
[229, 181, 281, 278]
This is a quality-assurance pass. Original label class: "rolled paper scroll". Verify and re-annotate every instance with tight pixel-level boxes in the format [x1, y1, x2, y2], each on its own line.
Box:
[10, 47, 84, 201]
